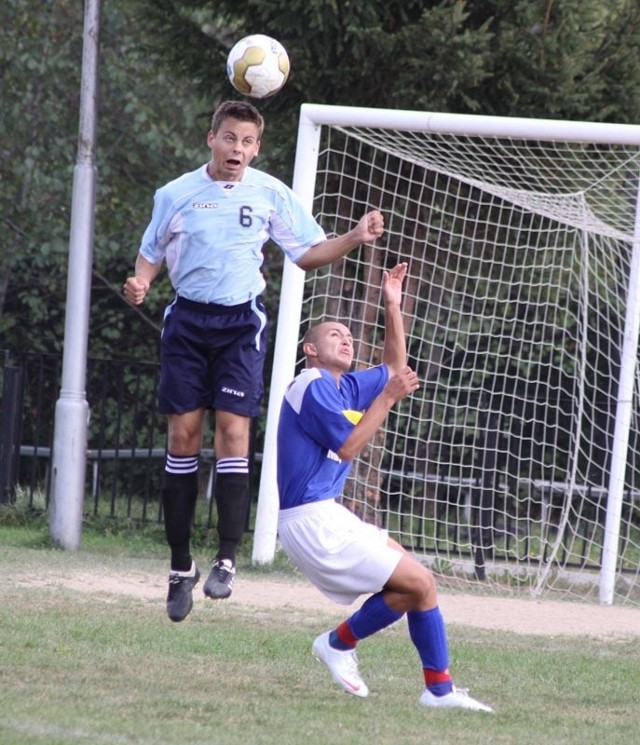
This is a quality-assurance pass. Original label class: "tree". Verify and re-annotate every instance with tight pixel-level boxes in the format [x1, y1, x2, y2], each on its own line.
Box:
[466, 0, 640, 123]
[5, 0, 640, 360]
[132, 0, 640, 158]
[129, 0, 640, 517]
[0, 0, 209, 359]
[4, 0, 640, 491]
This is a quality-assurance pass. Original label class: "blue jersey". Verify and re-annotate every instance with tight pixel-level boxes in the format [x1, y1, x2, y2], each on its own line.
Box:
[277, 365, 389, 509]
[139, 164, 326, 305]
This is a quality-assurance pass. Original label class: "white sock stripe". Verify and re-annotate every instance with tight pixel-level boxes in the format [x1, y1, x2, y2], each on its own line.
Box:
[216, 457, 249, 474]
[165, 454, 200, 474]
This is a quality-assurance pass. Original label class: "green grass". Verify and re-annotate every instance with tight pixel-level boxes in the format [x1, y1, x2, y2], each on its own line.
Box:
[1, 521, 639, 745]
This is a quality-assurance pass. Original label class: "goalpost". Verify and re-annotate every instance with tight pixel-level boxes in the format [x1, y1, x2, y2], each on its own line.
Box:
[252, 104, 640, 608]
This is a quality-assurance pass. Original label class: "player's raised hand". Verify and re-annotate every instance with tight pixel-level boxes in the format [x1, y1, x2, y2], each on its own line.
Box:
[382, 262, 408, 306]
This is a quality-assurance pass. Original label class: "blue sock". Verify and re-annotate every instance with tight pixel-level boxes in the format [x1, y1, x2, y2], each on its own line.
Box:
[407, 607, 453, 696]
[334, 593, 404, 647]
[329, 593, 404, 649]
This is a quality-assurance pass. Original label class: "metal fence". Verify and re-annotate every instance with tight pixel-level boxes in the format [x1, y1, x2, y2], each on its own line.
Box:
[0, 350, 260, 528]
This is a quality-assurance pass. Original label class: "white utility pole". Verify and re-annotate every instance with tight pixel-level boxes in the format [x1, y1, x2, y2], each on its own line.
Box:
[49, 0, 101, 549]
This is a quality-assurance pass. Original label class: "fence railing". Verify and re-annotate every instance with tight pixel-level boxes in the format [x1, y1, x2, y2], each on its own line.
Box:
[2, 350, 638, 593]
[0, 350, 261, 529]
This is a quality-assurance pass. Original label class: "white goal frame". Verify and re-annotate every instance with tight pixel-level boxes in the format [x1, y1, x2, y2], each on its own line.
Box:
[251, 104, 640, 607]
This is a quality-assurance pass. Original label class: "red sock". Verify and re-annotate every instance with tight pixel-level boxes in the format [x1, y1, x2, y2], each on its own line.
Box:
[332, 620, 358, 649]
[424, 668, 453, 696]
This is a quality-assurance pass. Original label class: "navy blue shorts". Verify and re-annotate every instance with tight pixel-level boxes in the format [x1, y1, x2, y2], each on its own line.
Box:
[158, 296, 268, 417]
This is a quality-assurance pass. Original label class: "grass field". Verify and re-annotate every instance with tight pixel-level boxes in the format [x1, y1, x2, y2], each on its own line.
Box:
[1, 521, 639, 745]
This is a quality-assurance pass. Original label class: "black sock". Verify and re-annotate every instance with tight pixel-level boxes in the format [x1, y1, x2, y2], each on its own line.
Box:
[214, 458, 250, 564]
[162, 453, 199, 572]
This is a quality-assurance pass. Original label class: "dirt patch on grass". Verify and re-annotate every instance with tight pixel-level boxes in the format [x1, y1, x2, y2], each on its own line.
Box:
[17, 562, 640, 639]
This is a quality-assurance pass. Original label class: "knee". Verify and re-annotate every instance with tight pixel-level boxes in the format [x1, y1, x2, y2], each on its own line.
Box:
[216, 428, 246, 454]
[214, 415, 250, 458]
[413, 565, 438, 608]
[386, 557, 439, 612]
[168, 423, 202, 455]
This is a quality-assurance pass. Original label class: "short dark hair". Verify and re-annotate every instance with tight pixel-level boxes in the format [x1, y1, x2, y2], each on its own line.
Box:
[210, 100, 265, 139]
[302, 325, 319, 346]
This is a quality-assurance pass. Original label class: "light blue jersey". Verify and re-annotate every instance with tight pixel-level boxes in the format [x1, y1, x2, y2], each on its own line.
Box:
[277, 365, 389, 509]
[139, 164, 326, 305]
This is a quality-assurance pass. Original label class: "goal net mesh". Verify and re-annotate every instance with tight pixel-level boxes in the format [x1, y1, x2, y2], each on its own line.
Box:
[297, 121, 640, 605]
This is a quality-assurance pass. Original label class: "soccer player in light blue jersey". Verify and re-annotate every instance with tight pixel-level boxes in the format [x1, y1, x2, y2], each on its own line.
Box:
[123, 100, 384, 622]
[276, 263, 493, 711]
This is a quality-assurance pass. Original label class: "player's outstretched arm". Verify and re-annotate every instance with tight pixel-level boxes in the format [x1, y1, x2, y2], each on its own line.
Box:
[336, 261, 419, 462]
[381, 262, 408, 374]
[296, 210, 384, 271]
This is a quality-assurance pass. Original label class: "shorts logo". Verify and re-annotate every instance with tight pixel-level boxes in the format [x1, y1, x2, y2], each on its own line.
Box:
[222, 386, 245, 398]
[327, 449, 342, 463]
[193, 201, 217, 209]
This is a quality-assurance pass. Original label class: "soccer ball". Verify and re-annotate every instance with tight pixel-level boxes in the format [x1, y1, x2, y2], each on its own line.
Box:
[226, 34, 290, 99]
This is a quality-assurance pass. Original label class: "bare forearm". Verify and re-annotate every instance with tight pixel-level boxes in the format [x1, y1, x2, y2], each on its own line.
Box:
[296, 210, 385, 271]
[134, 254, 163, 285]
[296, 230, 362, 271]
[382, 302, 407, 370]
[380, 262, 408, 372]
[336, 392, 396, 462]
[337, 364, 419, 461]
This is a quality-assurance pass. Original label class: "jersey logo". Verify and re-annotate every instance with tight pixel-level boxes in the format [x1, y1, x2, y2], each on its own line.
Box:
[342, 409, 363, 425]
[193, 201, 218, 209]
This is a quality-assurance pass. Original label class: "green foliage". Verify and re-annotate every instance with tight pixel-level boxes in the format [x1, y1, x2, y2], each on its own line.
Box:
[4, 0, 640, 360]
[468, 0, 640, 122]
[1, 2, 77, 351]
[131, 0, 640, 160]
[4, 0, 640, 479]
[0, 0, 208, 360]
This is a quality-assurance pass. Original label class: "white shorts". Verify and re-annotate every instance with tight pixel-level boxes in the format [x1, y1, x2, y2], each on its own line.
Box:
[277, 499, 403, 606]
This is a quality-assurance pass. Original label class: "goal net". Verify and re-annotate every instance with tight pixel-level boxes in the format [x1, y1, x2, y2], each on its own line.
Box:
[253, 105, 640, 607]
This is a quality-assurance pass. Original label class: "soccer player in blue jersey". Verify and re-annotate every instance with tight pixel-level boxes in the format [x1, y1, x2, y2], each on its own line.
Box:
[276, 263, 493, 711]
[123, 100, 384, 622]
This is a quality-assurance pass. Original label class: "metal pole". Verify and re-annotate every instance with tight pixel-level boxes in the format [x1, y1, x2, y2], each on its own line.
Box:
[251, 108, 322, 564]
[49, 0, 101, 549]
[599, 172, 640, 604]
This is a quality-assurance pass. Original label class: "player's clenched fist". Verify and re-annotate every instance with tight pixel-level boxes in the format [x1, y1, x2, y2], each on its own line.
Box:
[386, 365, 420, 402]
[123, 276, 150, 305]
[358, 209, 384, 242]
